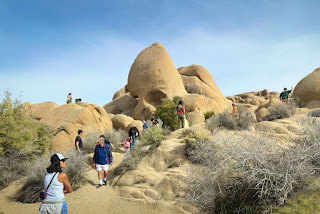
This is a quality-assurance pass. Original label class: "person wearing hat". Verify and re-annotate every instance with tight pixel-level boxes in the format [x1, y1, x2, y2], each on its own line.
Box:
[39, 153, 72, 214]
[142, 119, 149, 131]
[93, 136, 113, 188]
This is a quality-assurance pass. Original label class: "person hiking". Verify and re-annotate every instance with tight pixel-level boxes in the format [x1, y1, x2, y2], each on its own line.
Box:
[75, 130, 83, 154]
[176, 100, 186, 128]
[128, 124, 139, 150]
[232, 103, 239, 120]
[66, 93, 72, 104]
[93, 136, 113, 188]
[142, 119, 149, 131]
[39, 153, 72, 214]
[280, 87, 293, 102]
[120, 138, 131, 153]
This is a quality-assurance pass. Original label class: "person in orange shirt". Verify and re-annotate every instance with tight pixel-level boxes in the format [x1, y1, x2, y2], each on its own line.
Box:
[232, 103, 239, 120]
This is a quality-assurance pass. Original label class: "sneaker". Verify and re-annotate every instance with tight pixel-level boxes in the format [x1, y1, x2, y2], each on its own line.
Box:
[103, 179, 107, 185]
[96, 184, 103, 189]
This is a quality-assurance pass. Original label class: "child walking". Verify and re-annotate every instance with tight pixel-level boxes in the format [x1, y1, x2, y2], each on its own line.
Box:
[120, 138, 131, 153]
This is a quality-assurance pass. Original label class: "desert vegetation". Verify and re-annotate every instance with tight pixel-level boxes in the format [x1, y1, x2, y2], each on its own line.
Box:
[206, 105, 255, 131]
[114, 126, 165, 175]
[82, 129, 127, 154]
[17, 149, 88, 203]
[185, 117, 320, 213]
[154, 96, 182, 131]
[265, 100, 297, 121]
[0, 90, 53, 189]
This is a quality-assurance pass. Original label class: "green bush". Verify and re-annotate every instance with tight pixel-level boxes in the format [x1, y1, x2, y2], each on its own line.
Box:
[154, 96, 182, 131]
[204, 111, 215, 120]
[0, 90, 53, 188]
[141, 126, 165, 150]
[184, 131, 213, 164]
[206, 106, 255, 131]
[18, 150, 88, 203]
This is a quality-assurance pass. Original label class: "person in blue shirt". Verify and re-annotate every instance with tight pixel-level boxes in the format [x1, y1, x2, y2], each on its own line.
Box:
[93, 136, 113, 188]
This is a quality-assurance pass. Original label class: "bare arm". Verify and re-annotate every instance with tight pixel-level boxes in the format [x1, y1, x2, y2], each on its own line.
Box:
[58, 173, 72, 194]
[76, 141, 81, 153]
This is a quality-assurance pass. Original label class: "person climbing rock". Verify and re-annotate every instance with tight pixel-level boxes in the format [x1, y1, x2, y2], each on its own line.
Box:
[280, 87, 293, 102]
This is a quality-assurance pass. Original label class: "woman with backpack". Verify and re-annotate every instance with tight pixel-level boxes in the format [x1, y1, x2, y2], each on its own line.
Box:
[176, 100, 186, 128]
[39, 153, 72, 214]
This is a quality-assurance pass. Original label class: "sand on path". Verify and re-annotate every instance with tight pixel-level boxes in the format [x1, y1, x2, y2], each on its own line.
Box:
[0, 152, 182, 214]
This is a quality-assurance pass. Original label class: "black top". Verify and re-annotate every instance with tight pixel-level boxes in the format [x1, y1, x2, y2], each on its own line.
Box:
[75, 135, 83, 149]
[129, 127, 139, 139]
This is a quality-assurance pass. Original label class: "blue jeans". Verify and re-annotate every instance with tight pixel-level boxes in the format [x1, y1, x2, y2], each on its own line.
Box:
[61, 202, 68, 214]
[130, 138, 137, 150]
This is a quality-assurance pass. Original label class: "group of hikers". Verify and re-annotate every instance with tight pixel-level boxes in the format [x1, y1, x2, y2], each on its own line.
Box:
[39, 88, 294, 213]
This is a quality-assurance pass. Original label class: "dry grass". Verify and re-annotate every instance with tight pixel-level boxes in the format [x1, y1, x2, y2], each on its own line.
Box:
[206, 106, 255, 131]
[186, 117, 320, 213]
[265, 100, 296, 121]
[17, 150, 88, 203]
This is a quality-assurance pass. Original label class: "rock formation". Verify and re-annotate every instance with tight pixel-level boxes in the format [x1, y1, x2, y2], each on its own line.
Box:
[104, 42, 231, 127]
[294, 67, 320, 108]
[23, 102, 113, 152]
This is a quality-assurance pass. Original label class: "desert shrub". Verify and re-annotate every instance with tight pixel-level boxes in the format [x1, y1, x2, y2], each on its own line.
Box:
[141, 126, 165, 150]
[64, 150, 88, 190]
[82, 129, 127, 154]
[154, 96, 182, 131]
[184, 131, 213, 164]
[186, 120, 320, 213]
[115, 128, 166, 175]
[162, 127, 172, 136]
[0, 90, 53, 188]
[17, 150, 88, 203]
[204, 111, 215, 120]
[206, 106, 255, 131]
[113, 144, 145, 175]
[17, 157, 48, 203]
[308, 109, 320, 117]
[266, 100, 296, 121]
[0, 150, 29, 188]
[104, 129, 128, 151]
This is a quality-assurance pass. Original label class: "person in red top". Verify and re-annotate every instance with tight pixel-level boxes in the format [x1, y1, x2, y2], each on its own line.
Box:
[176, 100, 186, 128]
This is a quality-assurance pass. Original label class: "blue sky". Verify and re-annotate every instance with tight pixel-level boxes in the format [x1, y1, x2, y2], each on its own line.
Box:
[1, 0, 319, 106]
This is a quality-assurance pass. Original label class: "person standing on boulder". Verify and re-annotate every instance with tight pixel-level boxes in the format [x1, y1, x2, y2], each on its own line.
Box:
[66, 93, 72, 104]
[128, 124, 139, 150]
[280, 87, 293, 102]
[93, 136, 113, 188]
[75, 130, 83, 154]
[176, 100, 185, 128]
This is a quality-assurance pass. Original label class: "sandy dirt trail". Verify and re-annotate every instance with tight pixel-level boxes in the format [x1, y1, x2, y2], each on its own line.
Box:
[0, 153, 182, 214]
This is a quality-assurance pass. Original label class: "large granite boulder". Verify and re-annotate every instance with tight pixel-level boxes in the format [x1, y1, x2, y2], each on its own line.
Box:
[23, 102, 113, 152]
[294, 67, 320, 108]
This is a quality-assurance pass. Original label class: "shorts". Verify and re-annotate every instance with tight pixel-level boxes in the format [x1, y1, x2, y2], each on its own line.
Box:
[96, 164, 109, 172]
